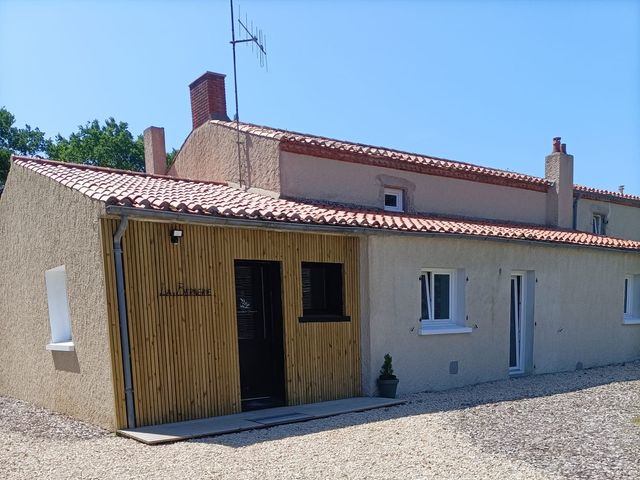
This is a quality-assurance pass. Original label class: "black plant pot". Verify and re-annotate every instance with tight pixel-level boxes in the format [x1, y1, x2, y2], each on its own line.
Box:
[377, 377, 399, 398]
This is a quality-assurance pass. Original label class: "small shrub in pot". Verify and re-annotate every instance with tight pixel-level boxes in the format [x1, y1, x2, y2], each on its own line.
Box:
[377, 353, 399, 398]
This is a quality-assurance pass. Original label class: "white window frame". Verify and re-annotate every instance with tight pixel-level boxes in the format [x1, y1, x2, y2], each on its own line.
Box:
[44, 266, 75, 351]
[592, 214, 604, 235]
[623, 274, 640, 325]
[383, 187, 404, 212]
[509, 272, 527, 375]
[419, 268, 471, 335]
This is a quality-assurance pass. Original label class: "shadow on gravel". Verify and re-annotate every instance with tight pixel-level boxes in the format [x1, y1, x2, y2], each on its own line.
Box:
[192, 361, 640, 448]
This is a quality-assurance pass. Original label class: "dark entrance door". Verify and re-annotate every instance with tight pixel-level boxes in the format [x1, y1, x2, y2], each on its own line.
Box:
[234, 260, 286, 411]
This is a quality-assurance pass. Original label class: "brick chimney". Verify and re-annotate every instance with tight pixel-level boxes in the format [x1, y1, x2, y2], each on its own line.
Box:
[143, 126, 167, 175]
[189, 71, 229, 129]
[545, 137, 574, 228]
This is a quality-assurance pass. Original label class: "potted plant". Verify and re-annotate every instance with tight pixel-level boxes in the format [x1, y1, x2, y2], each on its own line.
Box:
[377, 353, 399, 398]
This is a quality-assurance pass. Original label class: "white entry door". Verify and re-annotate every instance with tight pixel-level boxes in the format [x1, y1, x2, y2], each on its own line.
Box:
[509, 273, 526, 374]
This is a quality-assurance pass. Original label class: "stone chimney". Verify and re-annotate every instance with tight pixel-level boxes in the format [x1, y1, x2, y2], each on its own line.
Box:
[189, 71, 229, 129]
[545, 136, 574, 228]
[144, 126, 167, 175]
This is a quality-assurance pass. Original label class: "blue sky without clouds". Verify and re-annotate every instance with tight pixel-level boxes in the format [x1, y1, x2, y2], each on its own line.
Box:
[1, 0, 638, 193]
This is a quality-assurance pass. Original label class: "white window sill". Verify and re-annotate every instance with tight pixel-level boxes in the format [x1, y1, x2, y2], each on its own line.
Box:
[623, 317, 640, 325]
[419, 324, 473, 336]
[46, 341, 75, 352]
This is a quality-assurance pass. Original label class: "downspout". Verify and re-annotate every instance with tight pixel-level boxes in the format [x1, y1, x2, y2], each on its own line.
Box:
[113, 216, 136, 429]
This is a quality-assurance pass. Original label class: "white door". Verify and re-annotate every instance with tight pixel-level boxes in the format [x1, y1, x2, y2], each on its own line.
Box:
[509, 274, 526, 374]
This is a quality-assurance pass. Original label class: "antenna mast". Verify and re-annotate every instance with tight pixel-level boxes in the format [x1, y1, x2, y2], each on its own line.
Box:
[229, 0, 267, 188]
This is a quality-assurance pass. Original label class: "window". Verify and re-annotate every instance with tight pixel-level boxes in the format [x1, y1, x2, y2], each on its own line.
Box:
[592, 214, 605, 235]
[624, 276, 632, 316]
[384, 187, 404, 212]
[624, 275, 640, 324]
[419, 269, 470, 335]
[44, 266, 75, 351]
[421, 271, 452, 322]
[299, 262, 349, 322]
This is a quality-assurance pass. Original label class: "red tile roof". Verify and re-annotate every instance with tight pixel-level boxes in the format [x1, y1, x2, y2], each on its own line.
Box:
[12, 156, 640, 252]
[209, 120, 552, 192]
[575, 185, 640, 208]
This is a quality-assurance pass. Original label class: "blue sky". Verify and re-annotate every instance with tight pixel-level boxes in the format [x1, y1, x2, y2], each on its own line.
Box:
[1, 0, 638, 193]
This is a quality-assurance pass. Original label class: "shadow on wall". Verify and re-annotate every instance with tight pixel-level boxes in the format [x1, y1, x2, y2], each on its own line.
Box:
[52, 351, 80, 374]
[242, 133, 253, 187]
[193, 361, 640, 448]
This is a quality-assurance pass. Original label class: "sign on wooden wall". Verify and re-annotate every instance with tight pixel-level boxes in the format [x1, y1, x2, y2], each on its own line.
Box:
[159, 283, 212, 297]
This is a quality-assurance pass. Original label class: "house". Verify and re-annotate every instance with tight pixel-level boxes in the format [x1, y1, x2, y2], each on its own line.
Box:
[0, 72, 638, 432]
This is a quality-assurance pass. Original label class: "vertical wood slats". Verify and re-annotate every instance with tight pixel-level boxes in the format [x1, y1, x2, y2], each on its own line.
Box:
[101, 219, 361, 428]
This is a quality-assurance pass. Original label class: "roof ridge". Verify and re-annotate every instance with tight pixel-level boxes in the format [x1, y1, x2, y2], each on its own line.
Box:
[11, 155, 229, 188]
[574, 184, 640, 201]
[210, 120, 549, 184]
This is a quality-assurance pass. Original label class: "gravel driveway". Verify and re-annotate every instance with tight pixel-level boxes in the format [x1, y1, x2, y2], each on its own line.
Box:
[2, 362, 640, 479]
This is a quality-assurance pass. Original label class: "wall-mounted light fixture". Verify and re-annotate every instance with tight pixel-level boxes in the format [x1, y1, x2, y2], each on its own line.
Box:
[170, 228, 183, 244]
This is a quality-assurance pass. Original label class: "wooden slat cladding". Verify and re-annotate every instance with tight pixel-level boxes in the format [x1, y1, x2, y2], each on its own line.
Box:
[100, 220, 127, 428]
[101, 219, 360, 428]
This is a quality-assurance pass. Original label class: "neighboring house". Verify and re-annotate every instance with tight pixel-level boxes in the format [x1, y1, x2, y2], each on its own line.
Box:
[0, 72, 639, 432]
[573, 185, 640, 240]
[166, 73, 640, 241]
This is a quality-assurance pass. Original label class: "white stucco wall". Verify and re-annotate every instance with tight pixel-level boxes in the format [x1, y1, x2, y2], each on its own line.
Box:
[0, 163, 116, 429]
[361, 233, 640, 396]
[169, 122, 281, 193]
[280, 151, 548, 224]
[576, 198, 640, 241]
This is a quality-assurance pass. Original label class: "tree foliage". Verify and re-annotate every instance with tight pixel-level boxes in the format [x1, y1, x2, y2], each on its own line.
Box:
[166, 148, 178, 167]
[0, 110, 163, 188]
[47, 118, 144, 172]
[0, 107, 50, 186]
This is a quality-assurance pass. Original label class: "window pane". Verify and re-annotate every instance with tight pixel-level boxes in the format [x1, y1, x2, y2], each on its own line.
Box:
[433, 274, 450, 320]
[510, 278, 517, 367]
[385, 194, 398, 207]
[301, 262, 343, 316]
[592, 215, 603, 234]
[420, 274, 429, 319]
[302, 266, 314, 311]
[45, 266, 73, 343]
[624, 278, 629, 314]
[235, 264, 265, 340]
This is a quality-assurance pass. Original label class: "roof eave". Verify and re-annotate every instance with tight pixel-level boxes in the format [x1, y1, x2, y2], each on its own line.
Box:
[104, 205, 639, 254]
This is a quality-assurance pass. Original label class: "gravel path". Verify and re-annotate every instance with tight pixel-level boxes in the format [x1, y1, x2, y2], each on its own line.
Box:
[2, 362, 640, 479]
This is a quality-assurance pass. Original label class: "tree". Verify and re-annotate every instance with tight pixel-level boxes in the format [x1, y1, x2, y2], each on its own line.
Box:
[0, 107, 50, 186]
[47, 118, 144, 172]
[166, 148, 178, 167]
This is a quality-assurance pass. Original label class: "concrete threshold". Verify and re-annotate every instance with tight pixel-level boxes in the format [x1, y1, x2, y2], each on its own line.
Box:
[117, 396, 405, 445]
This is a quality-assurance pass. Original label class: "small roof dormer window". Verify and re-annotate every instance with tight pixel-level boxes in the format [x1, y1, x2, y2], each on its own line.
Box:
[384, 187, 404, 213]
[592, 213, 605, 235]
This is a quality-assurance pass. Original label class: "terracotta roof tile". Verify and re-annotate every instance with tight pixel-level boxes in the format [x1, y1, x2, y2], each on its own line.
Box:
[574, 184, 640, 207]
[574, 184, 640, 201]
[209, 120, 552, 192]
[12, 156, 640, 252]
[206, 121, 640, 204]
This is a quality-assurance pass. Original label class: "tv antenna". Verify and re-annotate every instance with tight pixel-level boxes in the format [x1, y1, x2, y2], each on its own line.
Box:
[229, 0, 268, 187]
